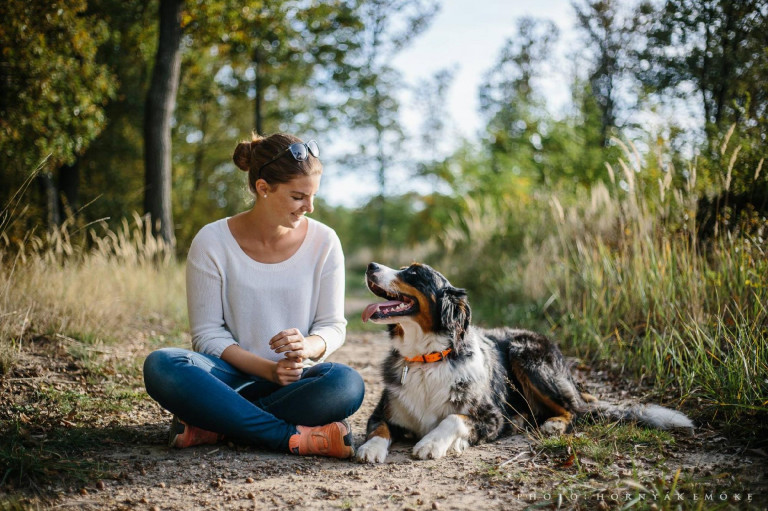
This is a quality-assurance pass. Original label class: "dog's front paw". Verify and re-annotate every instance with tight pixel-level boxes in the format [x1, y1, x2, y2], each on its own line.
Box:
[413, 435, 451, 460]
[356, 437, 389, 464]
[450, 437, 469, 453]
[540, 418, 567, 436]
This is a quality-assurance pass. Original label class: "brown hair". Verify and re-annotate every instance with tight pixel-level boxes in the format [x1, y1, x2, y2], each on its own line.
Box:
[232, 133, 322, 194]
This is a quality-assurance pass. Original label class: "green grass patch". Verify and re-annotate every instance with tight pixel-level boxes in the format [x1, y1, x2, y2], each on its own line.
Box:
[537, 422, 675, 470]
[0, 426, 105, 491]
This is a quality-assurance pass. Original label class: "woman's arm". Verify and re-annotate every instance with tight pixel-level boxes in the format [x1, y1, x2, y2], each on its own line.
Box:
[186, 254, 239, 357]
[307, 233, 347, 360]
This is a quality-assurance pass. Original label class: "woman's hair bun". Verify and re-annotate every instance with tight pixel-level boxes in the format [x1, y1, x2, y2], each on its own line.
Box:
[232, 142, 252, 171]
[233, 133, 269, 171]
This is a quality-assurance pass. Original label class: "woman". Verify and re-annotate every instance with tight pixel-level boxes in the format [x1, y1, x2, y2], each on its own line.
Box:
[143, 133, 364, 459]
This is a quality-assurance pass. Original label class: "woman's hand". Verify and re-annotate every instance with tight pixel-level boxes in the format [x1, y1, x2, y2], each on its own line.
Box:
[269, 328, 309, 361]
[272, 357, 303, 386]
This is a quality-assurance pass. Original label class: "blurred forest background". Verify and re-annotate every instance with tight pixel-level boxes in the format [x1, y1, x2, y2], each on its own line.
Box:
[1, 0, 767, 429]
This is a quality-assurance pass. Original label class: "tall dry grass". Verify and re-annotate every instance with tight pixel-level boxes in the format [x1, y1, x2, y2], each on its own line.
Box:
[0, 209, 187, 375]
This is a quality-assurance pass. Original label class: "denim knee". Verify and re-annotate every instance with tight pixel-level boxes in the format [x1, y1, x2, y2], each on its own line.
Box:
[330, 363, 365, 415]
[143, 348, 188, 401]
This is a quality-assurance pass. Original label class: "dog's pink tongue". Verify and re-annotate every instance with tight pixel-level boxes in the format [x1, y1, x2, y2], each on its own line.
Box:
[361, 300, 402, 322]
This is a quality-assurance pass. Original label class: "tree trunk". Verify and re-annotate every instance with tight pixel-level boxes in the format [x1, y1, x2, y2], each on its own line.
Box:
[144, 0, 183, 250]
[38, 172, 60, 231]
[58, 160, 79, 220]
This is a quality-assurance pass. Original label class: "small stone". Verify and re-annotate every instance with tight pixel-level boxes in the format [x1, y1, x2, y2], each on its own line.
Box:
[247, 492, 256, 499]
[432, 503, 440, 510]
[157, 482, 166, 488]
[245, 477, 254, 484]
[79, 488, 88, 496]
[96, 480, 106, 490]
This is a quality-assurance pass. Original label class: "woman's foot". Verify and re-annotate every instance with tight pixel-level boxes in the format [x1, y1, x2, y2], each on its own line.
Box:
[288, 421, 354, 458]
[168, 415, 222, 448]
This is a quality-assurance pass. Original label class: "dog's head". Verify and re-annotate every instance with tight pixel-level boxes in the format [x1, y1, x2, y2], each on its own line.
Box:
[362, 262, 471, 350]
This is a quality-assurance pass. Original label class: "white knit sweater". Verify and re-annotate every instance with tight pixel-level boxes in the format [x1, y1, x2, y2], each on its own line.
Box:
[185, 217, 347, 365]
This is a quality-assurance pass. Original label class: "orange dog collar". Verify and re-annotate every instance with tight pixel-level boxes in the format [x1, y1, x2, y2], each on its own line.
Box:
[400, 349, 452, 384]
[403, 349, 452, 364]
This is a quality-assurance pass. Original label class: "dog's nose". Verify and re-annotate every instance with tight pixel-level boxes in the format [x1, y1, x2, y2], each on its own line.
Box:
[367, 262, 380, 273]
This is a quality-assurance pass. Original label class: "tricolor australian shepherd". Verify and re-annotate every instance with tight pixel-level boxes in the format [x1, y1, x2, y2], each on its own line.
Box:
[356, 262, 693, 463]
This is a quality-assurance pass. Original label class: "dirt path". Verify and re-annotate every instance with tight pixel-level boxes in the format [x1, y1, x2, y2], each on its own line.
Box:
[4, 332, 767, 510]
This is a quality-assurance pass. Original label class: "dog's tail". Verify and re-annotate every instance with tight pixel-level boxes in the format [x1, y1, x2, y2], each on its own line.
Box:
[585, 401, 694, 431]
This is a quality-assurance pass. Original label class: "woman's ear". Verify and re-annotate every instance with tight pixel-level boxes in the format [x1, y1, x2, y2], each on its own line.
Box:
[254, 179, 269, 198]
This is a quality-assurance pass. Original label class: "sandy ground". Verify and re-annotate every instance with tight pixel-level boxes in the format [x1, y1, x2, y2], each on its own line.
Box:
[3, 330, 768, 510]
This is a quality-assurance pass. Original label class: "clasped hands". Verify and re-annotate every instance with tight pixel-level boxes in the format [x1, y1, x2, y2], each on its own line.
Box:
[269, 328, 309, 386]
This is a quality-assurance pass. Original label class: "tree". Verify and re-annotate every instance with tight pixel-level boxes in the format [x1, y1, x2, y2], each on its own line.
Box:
[0, 0, 114, 233]
[478, 17, 559, 183]
[144, 0, 183, 249]
[414, 68, 456, 165]
[340, 0, 438, 239]
[637, 0, 768, 187]
[573, 0, 636, 147]
[77, 0, 158, 232]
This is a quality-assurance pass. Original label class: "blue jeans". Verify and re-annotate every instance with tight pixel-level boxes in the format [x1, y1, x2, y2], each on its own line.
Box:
[143, 348, 365, 451]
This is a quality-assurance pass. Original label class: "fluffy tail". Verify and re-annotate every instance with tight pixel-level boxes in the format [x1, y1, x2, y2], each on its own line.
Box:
[588, 402, 694, 431]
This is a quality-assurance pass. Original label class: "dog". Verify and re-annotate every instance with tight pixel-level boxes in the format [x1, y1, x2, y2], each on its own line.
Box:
[356, 262, 693, 463]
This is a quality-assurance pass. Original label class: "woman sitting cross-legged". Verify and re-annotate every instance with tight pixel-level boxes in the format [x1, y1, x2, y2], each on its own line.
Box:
[143, 132, 364, 458]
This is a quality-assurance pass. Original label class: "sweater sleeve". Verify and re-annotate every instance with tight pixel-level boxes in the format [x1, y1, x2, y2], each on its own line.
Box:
[309, 231, 347, 361]
[186, 232, 238, 357]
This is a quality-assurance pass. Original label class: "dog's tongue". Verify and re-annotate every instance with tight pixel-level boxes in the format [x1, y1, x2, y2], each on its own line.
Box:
[361, 300, 402, 322]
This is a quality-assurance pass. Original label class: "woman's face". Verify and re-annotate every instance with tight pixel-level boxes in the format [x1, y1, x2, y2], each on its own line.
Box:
[265, 174, 321, 228]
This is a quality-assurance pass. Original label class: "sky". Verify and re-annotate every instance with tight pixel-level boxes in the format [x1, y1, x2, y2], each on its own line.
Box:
[393, 0, 576, 138]
[322, 0, 579, 206]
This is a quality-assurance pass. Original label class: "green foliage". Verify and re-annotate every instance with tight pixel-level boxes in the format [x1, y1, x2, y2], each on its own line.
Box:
[0, 0, 115, 173]
[637, 0, 768, 182]
[476, 16, 621, 189]
[0, 0, 117, 242]
[47, 0, 157, 238]
[433, 136, 767, 430]
[478, 17, 559, 182]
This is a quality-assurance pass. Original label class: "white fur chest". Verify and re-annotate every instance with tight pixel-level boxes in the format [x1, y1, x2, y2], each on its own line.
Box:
[388, 353, 487, 438]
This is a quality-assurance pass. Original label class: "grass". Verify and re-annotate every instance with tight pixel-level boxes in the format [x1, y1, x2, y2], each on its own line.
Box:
[435, 137, 768, 436]
[0, 213, 187, 376]
[0, 203, 188, 494]
[546, 152, 768, 430]
[476, 420, 761, 510]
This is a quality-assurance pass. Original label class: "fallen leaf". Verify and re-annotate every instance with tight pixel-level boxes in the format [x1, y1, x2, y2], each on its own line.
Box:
[557, 454, 575, 468]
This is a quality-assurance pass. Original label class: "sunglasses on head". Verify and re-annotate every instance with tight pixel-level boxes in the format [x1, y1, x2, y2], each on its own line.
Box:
[257, 140, 320, 176]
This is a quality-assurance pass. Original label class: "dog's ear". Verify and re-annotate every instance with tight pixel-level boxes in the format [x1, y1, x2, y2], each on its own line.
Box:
[439, 286, 471, 351]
